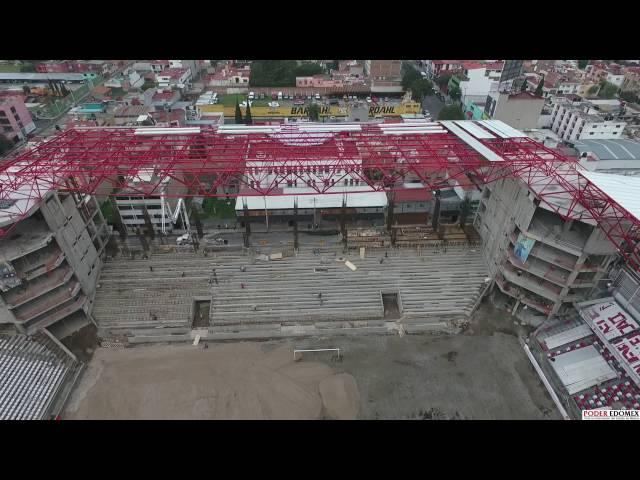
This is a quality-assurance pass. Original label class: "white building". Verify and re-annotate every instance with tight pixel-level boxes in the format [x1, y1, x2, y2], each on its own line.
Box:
[607, 73, 625, 87]
[459, 64, 502, 100]
[156, 68, 192, 89]
[573, 139, 640, 176]
[550, 99, 627, 141]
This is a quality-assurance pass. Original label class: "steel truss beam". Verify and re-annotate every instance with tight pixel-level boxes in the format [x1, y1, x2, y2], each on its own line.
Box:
[1, 127, 639, 272]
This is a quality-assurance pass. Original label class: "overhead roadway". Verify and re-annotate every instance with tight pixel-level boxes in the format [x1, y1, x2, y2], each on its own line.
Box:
[1, 121, 639, 271]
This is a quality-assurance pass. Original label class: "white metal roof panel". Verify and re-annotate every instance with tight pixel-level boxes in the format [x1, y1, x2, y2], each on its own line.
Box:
[440, 121, 504, 162]
[477, 120, 508, 138]
[550, 345, 617, 395]
[579, 171, 640, 222]
[235, 189, 388, 211]
[479, 120, 528, 138]
[453, 121, 495, 139]
[544, 324, 593, 350]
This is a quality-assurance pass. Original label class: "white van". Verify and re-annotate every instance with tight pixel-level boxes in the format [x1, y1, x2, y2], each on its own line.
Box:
[248, 91, 255, 100]
[277, 91, 283, 100]
[315, 93, 320, 100]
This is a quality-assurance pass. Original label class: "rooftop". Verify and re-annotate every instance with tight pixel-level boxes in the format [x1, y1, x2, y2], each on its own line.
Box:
[573, 139, 640, 161]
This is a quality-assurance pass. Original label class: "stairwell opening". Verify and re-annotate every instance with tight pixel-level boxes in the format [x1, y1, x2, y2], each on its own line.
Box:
[192, 299, 211, 328]
[381, 291, 401, 319]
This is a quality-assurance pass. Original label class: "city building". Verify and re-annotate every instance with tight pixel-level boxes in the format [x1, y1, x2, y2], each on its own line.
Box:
[484, 90, 545, 130]
[424, 60, 464, 79]
[156, 68, 192, 89]
[622, 67, 640, 94]
[114, 172, 187, 234]
[0, 183, 109, 338]
[475, 176, 618, 322]
[296, 75, 343, 88]
[550, 99, 627, 141]
[572, 138, 640, 175]
[365, 60, 403, 93]
[0, 96, 36, 143]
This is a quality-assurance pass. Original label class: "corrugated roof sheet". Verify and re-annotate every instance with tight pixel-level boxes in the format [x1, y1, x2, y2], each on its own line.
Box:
[573, 139, 640, 161]
[580, 171, 640, 221]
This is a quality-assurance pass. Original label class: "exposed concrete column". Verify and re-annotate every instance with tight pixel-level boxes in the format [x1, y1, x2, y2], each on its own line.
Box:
[293, 199, 299, 251]
[566, 251, 588, 286]
[562, 219, 574, 234]
[511, 299, 521, 315]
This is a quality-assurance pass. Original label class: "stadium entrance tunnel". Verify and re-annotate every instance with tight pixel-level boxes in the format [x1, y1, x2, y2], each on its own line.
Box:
[381, 291, 401, 319]
[192, 298, 211, 329]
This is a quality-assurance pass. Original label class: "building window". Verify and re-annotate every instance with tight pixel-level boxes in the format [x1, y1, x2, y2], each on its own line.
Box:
[589, 132, 594, 135]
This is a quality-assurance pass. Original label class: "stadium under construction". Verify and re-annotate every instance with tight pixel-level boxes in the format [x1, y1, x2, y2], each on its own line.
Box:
[1, 118, 640, 419]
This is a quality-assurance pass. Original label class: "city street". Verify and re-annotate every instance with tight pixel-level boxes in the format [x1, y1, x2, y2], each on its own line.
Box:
[422, 94, 445, 120]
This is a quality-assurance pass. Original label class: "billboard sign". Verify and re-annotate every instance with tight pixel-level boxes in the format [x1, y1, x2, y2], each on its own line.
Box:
[513, 233, 535, 263]
[581, 301, 640, 341]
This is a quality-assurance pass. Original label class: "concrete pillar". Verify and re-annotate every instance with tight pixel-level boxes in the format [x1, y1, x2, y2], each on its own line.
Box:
[562, 219, 574, 234]
[511, 299, 521, 315]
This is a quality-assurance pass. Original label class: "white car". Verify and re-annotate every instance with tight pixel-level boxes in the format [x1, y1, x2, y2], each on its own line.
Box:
[239, 100, 253, 108]
[366, 97, 372, 103]
[176, 234, 192, 246]
[248, 92, 255, 100]
[268, 101, 280, 108]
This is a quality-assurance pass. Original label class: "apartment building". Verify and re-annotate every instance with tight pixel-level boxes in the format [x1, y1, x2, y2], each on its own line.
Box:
[550, 99, 627, 141]
[0, 97, 36, 143]
[475, 178, 617, 323]
[365, 60, 403, 93]
[0, 191, 109, 338]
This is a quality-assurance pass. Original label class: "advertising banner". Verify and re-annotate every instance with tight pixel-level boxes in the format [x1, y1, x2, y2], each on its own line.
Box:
[513, 233, 536, 263]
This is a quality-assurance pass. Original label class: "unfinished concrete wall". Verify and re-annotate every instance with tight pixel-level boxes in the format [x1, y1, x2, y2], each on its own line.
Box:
[584, 225, 618, 255]
[40, 193, 101, 297]
[475, 178, 536, 277]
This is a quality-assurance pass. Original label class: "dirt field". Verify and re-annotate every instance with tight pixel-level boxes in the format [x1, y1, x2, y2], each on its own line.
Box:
[63, 302, 558, 420]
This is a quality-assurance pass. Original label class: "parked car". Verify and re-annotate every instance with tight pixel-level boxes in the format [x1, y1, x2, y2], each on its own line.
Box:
[268, 101, 280, 108]
[294, 99, 305, 105]
[366, 97, 372, 103]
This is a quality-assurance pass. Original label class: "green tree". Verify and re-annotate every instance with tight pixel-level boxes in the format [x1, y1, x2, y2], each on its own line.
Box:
[435, 74, 452, 90]
[308, 103, 320, 121]
[249, 60, 299, 87]
[587, 84, 600, 96]
[438, 105, 465, 120]
[620, 90, 640, 104]
[0, 135, 14, 155]
[410, 78, 434, 102]
[449, 85, 461, 102]
[235, 100, 243, 124]
[578, 59, 589, 70]
[295, 62, 324, 77]
[402, 62, 423, 91]
[245, 101, 253, 125]
[20, 63, 35, 73]
[534, 76, 545, 96]
[598, 81, 619, 99]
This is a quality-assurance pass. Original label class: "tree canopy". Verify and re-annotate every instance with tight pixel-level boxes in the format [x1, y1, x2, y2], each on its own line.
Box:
[620, 90, 640, 104]
[534, 76, 545, 96]
[249, 60, 325, 87]
[577, 59, 589, 70]
[448, 85, 461, 102]
[410, 78, 434, 102]
[438, 105, 465, 120]
[598, 81, 619, 99]
[235, 100, 243, 124]
[245, 102, 253, 125]
[401, 62, 423, 91]
[308, 103, 320, 121]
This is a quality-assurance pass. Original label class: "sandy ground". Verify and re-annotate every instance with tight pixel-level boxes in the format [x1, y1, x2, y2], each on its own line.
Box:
[64, 343, 357, 420]
[64, 302, 558, 420]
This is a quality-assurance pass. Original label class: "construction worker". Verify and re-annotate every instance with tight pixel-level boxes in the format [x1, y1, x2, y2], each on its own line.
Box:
[181, 271, 185, 277]
[241, 282, 245, 289]
[149, 266, 153, 272]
